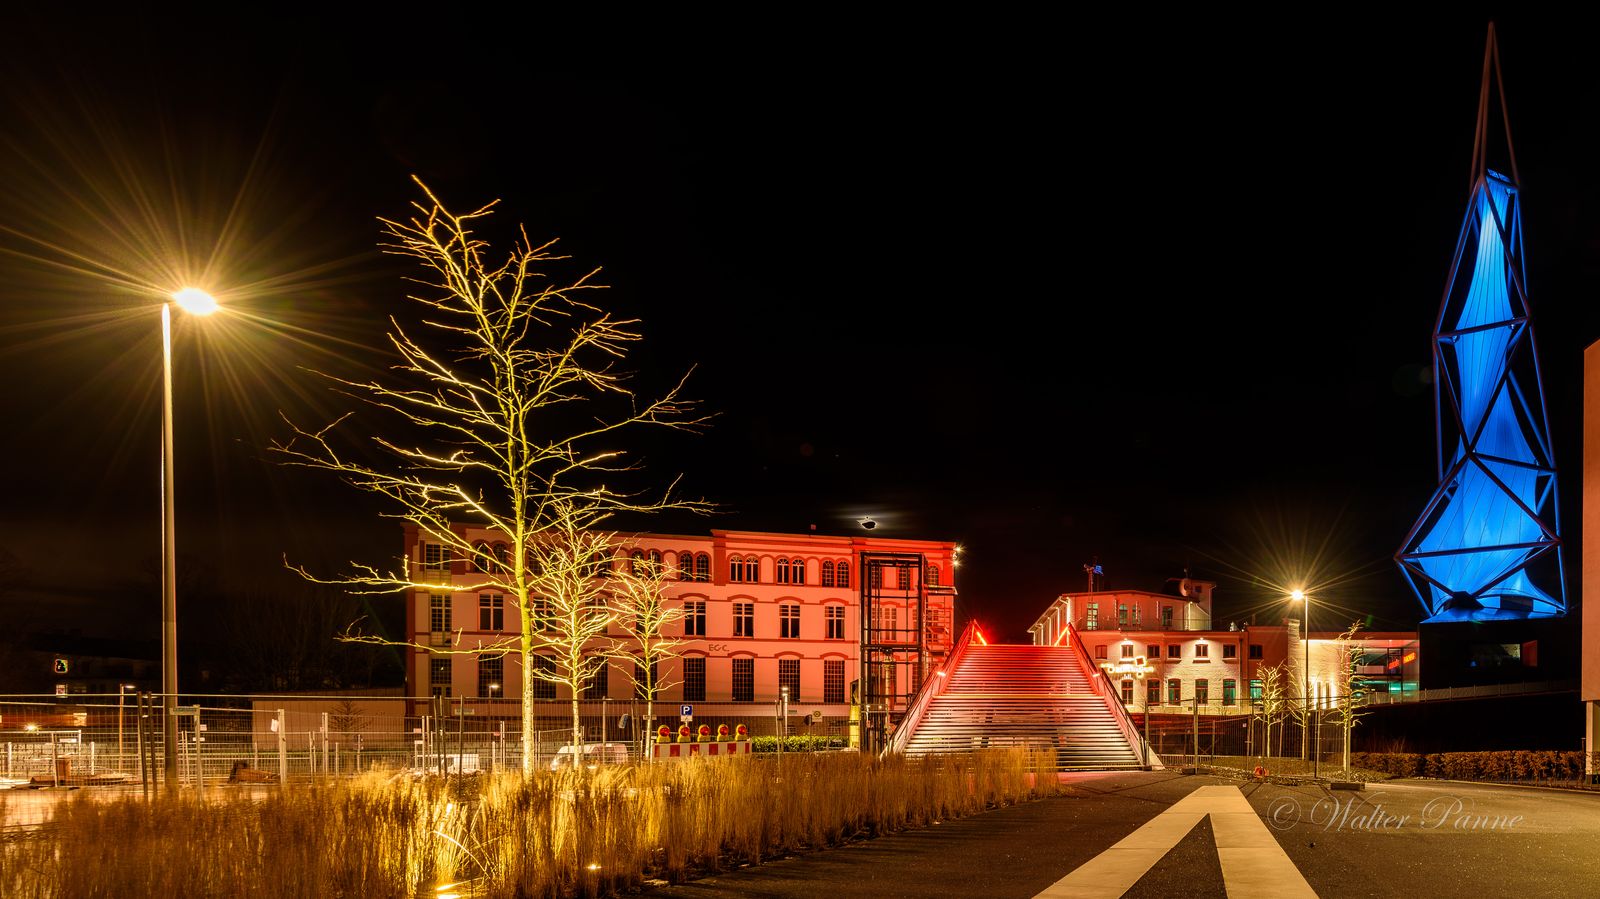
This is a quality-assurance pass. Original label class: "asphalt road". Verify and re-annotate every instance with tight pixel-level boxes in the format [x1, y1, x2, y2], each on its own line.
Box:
[648, 771, 1600, 898]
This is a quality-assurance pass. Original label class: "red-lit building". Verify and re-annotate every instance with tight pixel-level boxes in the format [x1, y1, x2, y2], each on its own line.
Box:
[401, 525, 959, 728]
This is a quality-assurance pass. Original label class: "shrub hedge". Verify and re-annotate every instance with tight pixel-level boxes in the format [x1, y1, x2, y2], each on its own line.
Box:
[1349, 750, 1595, 782]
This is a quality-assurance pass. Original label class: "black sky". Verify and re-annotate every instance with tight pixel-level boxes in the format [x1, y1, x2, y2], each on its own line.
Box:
[1, 12, 1597, 649]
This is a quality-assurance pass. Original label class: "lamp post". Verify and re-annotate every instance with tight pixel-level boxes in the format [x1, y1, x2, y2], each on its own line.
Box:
[161, 288, 218, 790]
[1291, 589, 1310, 763]
[118, 683, 136, 772]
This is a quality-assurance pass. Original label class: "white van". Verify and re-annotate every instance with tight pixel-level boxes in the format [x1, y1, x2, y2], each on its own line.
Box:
[548, 742, 631, 770]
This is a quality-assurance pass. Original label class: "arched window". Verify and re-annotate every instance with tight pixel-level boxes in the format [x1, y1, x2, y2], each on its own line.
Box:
[695, 553, 711, 582]
[742, 556, 760, 583]
[790, 558, 806, 585]
[926, 564, 940, 586]
[776, 558, 791, 585]
[835, 561, 850, 588]
[649, 549, 662, 568]
[729, 555, 745, 583]
[677, 550, 694, 581]
[492, 542, 510, 572]
[821, 561, 836, 588]
[630, 549, 645, 575]
[471, 541, 492, 573]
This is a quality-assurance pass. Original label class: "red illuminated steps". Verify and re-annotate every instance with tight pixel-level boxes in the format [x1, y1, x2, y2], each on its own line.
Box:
[898, 643, 1143, 770]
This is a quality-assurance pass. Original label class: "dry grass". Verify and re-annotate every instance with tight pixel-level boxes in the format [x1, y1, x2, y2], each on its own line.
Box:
[0, 748, 1061, 898]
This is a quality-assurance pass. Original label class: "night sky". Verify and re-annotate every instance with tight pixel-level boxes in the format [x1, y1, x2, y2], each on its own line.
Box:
[1, 12, 1597, 661]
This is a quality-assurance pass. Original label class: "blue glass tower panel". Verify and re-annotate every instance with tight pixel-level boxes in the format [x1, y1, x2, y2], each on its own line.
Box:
[1397, 166, 1564, 623]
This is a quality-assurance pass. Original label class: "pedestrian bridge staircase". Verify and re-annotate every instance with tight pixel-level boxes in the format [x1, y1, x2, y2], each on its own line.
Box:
[889, 627, 1150, 770]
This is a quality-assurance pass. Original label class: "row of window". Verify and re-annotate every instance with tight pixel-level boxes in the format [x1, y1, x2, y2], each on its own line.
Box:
[1118, 677, 1242, 706]
[1095, 642, 1255, 661]
[435, 594, 852, 641]
[429, 542, 943, 589]
[430, 655, 847, 704]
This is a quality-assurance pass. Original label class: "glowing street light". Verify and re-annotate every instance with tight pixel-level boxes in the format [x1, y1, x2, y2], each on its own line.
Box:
[161, 287, 218, 790]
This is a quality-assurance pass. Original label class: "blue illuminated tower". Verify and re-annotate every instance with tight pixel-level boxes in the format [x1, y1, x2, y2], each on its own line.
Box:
[1396, 25, 1566, 623]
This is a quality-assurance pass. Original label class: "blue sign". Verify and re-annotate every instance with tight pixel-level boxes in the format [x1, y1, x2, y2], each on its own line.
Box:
[680, 704, 693, 717]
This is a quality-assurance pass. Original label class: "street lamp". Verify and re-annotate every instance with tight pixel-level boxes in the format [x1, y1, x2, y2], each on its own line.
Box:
[162, 288, 217, 790]
[1291, 589, 1310, 763]
[118, 683, 136, 772]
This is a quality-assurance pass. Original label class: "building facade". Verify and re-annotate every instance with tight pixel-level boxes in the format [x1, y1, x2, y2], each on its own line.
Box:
[1028, 582, 1419, 717]
[401, 525, 958, 725]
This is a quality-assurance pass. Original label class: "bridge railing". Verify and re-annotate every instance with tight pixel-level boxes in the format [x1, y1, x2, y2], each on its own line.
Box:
[1065, 623, 1153, 768]
[884, 620, 979, 756]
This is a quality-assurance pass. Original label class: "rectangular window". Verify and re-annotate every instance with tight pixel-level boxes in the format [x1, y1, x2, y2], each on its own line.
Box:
[821, 563, 836, 588]
[423, 542, 448, 571]
[1195, 678, 1210, 704]
[430, 595, 452, 637]
[1147, 644, 1160, 660]
[1222, 643, 1237, 660]
[1249, 644, 1264, 660]
[1131, 605, 1141, 627]
[1117, 604, 1128, 628]
[583, 661, 609, 700]
[780, 604, 801, 639]
[477, 655, 503, 697]
[1085, 602, 1099, 630]
[695, 554, 711, 582]
[734, 602, 754, 638]
[1249, 679, 1263, 703]
[779, 658, 801, 700]
[1120, 679, 1134, 704]
[684, 600, 706, 637]
[1223, 678, 1237, 706]
[732, 657, 754, 702]
[1120, 644, 1134, 658]
[1167, 678, 1181, 704]
[824, 659, 845, 703]
[479, 594, 504, 631]
[430, 657, 451, 697]
[1166, 644, 1180, 659]
[532, 655, 556, 699]
[1195, 643, 1209, 659]
[826, 605, 845, 640]
[1094, 644, 1108, 660]
[1147, 679, 1162, 705]
[1161, 605, 1174, 629]
[682, 657, 705, 703]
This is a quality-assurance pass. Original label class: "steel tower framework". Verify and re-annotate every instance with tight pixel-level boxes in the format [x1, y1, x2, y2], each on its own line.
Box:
[1396, 24, 1566, 622]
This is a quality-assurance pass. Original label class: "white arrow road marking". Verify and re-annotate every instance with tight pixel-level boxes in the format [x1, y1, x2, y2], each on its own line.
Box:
[1034, 785, 1316, 898]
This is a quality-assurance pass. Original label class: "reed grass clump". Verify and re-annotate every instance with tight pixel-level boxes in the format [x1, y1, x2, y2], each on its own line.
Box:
[0, 747, 1062, 897]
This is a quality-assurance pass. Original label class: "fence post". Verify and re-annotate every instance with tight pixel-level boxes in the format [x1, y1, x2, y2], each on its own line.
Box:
[321, 712, 330, 780]
[1191, 698, 1199, 770]
[276, 709, 287, 785]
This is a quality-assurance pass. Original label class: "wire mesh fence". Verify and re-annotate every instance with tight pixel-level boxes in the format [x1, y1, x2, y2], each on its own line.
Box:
[0, 694, 852, 787]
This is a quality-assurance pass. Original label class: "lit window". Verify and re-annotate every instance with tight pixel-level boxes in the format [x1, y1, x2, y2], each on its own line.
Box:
[824, 659, 845, 703]
[479, 594, 503, 631]
[1223, 679, 1237, 705]
[682, 657, 705, 703]
[826, 605, 845, 640]
[732, 657, 754, 702]
[430, 594, 452, 636]
[780, 603, 801, 639]
[1250, 679, 1263, 702]
[1117, 604, 1128, 628]
[1167, 678, 1181, 704]
[684, 600, 706, 637]
[1086, 602, 1099, 631]
[734, 602, 754, 637]
[430, 657, 451, 697]
[779, 658, 801, 700]
[477, 655, 503, 697]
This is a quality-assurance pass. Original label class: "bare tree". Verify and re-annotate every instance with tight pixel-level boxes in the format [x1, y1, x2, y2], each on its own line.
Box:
[1257, 662, 1288, 759]
[1329, 621, 1370, 775]
[272, 180, 707, 774]
[610, 548, 683, 756]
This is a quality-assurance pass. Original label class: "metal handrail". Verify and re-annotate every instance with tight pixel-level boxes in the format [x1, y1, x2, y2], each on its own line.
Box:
[884, 620, 979, 756]
[1064, 623, 1151, 768]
